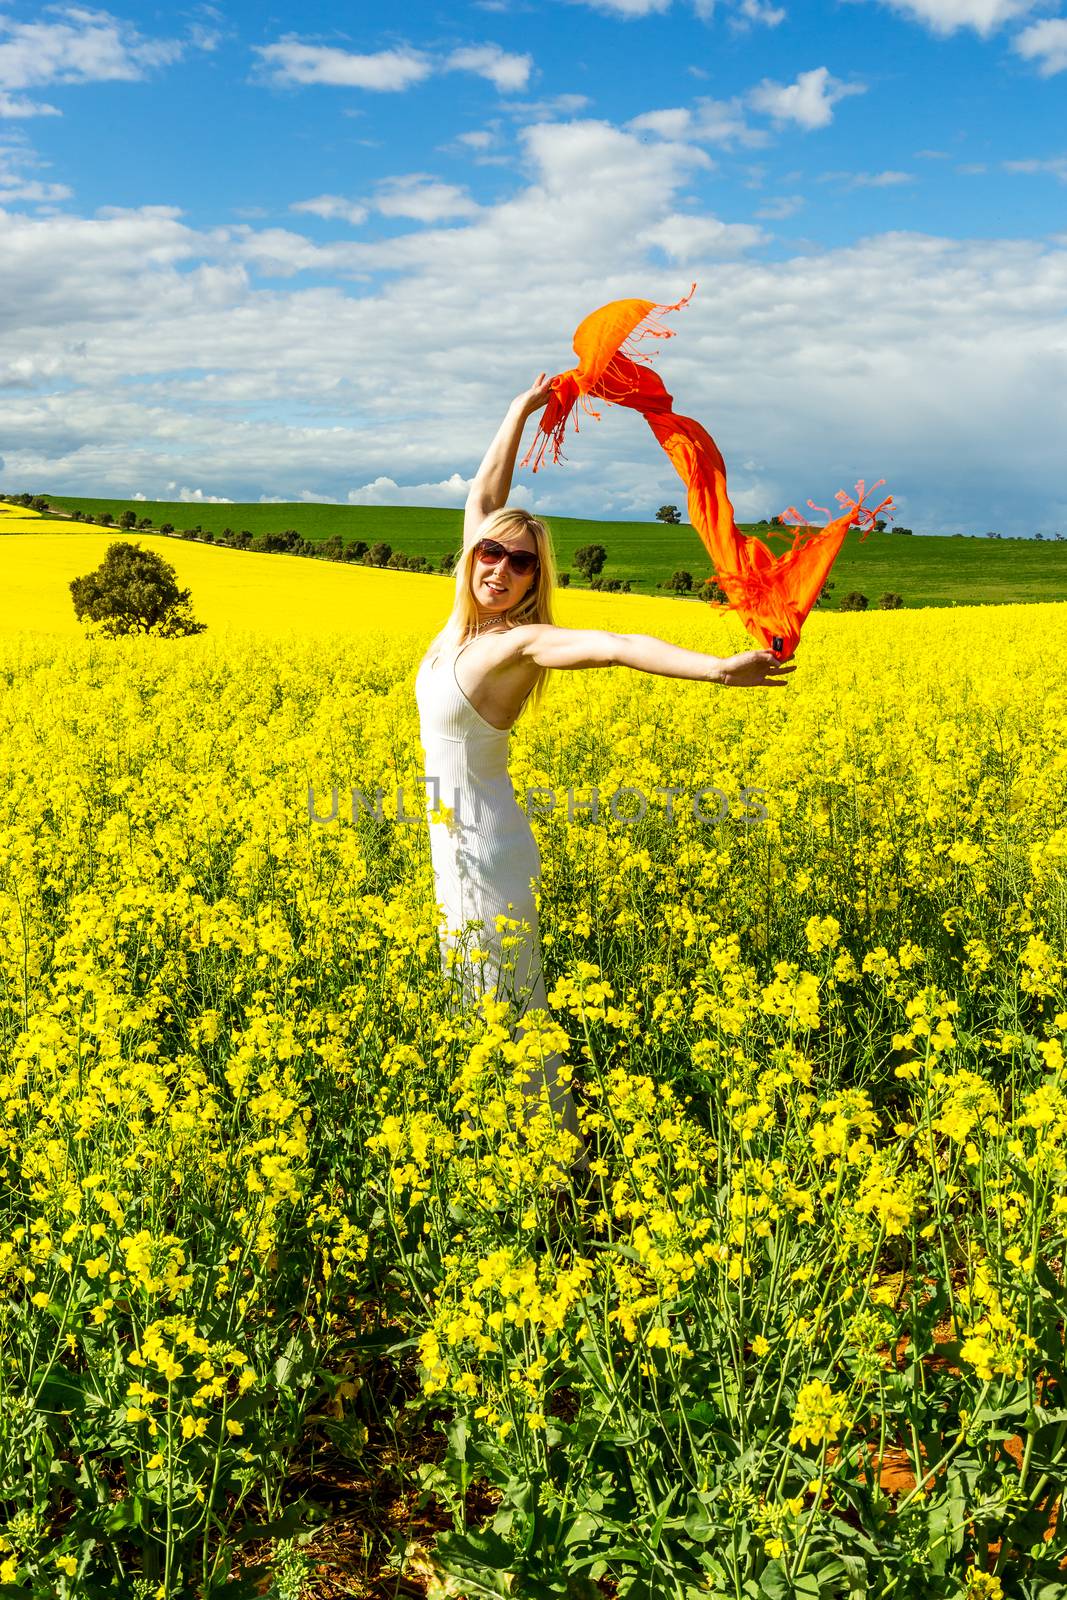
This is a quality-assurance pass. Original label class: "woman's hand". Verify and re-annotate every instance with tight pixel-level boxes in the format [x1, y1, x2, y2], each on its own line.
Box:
[514, 372, 554, 417]
[716, 649, 798, 687]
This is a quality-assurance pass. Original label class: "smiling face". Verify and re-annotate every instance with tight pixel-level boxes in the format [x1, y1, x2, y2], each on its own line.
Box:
[470, 529, 540, 619]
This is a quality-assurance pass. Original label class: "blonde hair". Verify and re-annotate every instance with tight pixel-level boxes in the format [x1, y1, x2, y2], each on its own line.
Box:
[428, 507, 557, 721]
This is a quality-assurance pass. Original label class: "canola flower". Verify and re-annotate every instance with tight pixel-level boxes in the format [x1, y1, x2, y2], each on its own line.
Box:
[0, 572, 1063, 1594]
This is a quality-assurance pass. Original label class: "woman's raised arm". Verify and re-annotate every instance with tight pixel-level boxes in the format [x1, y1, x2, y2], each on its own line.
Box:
[511, 625, 797, 687]
[463, 376, 554, 546]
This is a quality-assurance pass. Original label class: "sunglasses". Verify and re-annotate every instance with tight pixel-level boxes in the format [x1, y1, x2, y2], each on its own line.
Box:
[473, 537, 540, 577]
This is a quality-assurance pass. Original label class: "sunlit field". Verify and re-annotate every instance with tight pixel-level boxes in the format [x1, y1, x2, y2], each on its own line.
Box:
[2, 529, 1066, 1597]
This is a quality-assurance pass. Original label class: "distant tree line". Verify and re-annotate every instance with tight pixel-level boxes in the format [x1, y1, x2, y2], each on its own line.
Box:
[0, 494, 458, 574]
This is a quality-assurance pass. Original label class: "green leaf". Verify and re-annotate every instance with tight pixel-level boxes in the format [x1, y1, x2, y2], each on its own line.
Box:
[104, 1493, 144, 1532]
[759, 1559, 790, 1598]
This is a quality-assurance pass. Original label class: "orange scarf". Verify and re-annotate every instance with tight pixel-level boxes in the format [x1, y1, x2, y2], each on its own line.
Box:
[522, 285, 893, 660]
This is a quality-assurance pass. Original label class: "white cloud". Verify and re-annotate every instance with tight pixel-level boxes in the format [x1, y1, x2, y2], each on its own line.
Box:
[573, 0, 671, 14]
[374, 176, 480, 223]
[1003, 155, 1067, 181]
[0, 8, 190, 89]
[347, 473, 472, 507]
[252, 41, 431, 91]
[821, 168, 915, 188]
[0, 117, 1065, 537]
[1013, 18, 1067, 74]
[749, 67, 866, 129]
[290, 194, 369, 225]
[0, 175, 71, 201]
[444, 44, 532, 92]
[627, 97, 766, 148]
[175, 487, 234, 503]
[638, 212, 767, 257]
[569, 0, 783, 16]
[498, 93, 591, 119]
[755, 193, 805, 218]
[456, 129, 495, 150]
[0, 140, 71, 203]
[866, 0, 1037, 35]
[628, 108, 693, 139]
[0, 90, 61, 117]
[731, 0, 787, 24]
[254, 38, 534, 95]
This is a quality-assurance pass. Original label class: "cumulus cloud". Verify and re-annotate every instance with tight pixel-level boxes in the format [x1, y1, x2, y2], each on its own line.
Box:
[0, 6, 206, 120]
[374, 176, 480, 223]
[638, 212, 768, 257]
[748, 67, 866, 129]
[0, 116, 1065, 536]
[731, 0, 787, 25]
[290, 177, 480, 229]
[754, 193, 805, 218]
[567, 0, 783, 17]
[628, 96, 767, 148]
[1002, 154, 1067, 181]
[0, 141, 71, 204]
[290, 194, 369, 225]
[444, 44, 532, 91]
[865, 0, 1038, 34]
[820, 169, 915, 188]
[166, 485, 234, 503]
[1013, 18, 1067, 74]
[252, 41, 431, 91]
[253, 37, 532, 94]
[347, 473, 472, 507]
[0, 90, 61, 118]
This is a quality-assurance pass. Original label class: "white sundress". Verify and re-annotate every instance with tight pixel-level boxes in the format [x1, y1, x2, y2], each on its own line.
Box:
[414, 634, 581, 1144]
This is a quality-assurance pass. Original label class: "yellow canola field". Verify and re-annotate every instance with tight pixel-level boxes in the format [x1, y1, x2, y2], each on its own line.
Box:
[2, 514, 1067, 1592]
[0, 526, 744, 643]
[0, 501, 78, 535]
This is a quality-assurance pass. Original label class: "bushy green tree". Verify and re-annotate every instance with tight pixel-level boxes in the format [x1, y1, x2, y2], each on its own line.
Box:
[879, 592, 904, 609]
[574, 543, 607, 579]
[664, 570, 693, 593]
[839, 591, 869, 611]
[69, 541, 206, 637]
[656, 505, 681, 524]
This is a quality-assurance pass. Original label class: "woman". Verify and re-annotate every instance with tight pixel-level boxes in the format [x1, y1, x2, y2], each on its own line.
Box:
[415, 374, 796, 1170]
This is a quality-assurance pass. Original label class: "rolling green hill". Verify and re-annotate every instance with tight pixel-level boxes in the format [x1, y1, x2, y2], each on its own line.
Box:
[23, 495, 1067, 610]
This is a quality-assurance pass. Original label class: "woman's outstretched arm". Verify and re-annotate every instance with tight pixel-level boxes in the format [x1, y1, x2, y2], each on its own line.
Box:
[463, 375, 553, 546]
[512, 625, 797, 687]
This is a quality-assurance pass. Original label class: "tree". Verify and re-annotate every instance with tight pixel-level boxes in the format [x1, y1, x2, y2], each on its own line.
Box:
[119, 510, 137, 530]
[559, 572, 570, 587]
[369, 541, 392, 567]
[839, 591, 869, 611]
[70, 541, 205, 637]
[665, 570, 693, 593]
[813, 580, 835, 609]
[137, 516, 154, 529]
[99, 512, 114, 526]
[574, 543, 607, 579]
[656, 505, 681, 524]
[878, 592, 904, 609]
[894, 526, 914, 536]
[159, 522, 174, 535]
[699, 576, 728, 605]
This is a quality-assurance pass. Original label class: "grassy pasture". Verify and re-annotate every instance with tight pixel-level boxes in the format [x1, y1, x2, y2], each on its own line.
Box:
[31, 495, 1067, 610]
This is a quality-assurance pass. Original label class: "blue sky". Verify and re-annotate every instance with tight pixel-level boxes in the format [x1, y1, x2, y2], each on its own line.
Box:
[1, 0, 1065, 533]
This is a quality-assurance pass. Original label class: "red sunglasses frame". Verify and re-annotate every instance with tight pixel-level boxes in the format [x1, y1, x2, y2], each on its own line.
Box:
[473, 537, 540, 577]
